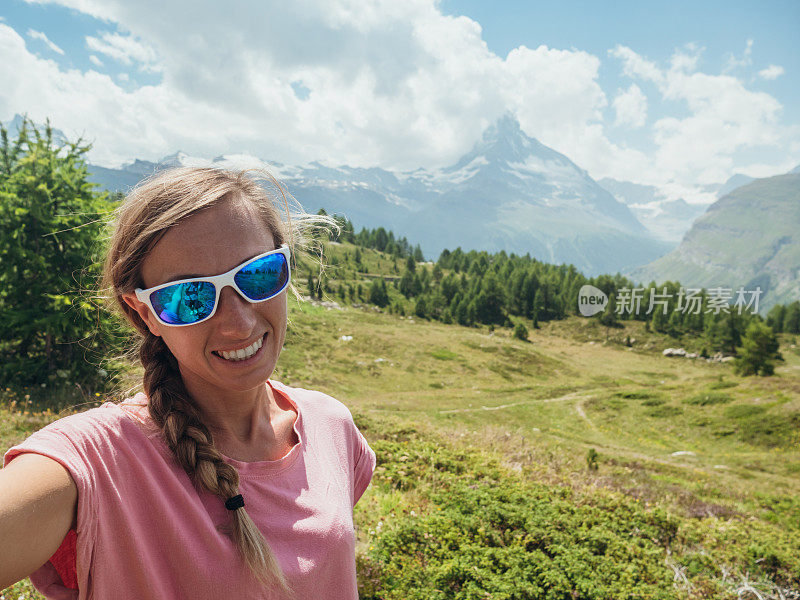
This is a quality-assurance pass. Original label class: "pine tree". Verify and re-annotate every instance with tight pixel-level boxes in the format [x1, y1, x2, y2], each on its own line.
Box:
[307, 273, 315, 298]
[432, 263, 443, 284]
[414, 295, 428, 319]
[598, 292, 619, 328]
[0, 117, 114, 386]
[784, 302, 800, 334]
[368, 278, 389, 307]
[734, 321, 782, 376]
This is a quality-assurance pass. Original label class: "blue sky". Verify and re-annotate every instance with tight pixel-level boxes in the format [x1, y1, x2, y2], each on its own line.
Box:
[441, 0, 800, 125]
[1, 0, 797, 203]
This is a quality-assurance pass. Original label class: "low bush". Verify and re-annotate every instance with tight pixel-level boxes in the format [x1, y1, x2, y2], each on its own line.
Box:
[682, 392, 732, 406]
[355, 418, 800, 598]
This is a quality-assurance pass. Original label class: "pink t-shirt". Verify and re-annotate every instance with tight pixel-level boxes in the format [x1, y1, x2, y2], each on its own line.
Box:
[2, 380, 377, 600]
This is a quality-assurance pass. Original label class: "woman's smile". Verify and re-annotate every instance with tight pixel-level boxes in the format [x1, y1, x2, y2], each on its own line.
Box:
[212, 332, 267, 363]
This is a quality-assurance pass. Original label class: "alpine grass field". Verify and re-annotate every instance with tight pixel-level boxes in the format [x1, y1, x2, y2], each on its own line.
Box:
[2, 242, 799, 599]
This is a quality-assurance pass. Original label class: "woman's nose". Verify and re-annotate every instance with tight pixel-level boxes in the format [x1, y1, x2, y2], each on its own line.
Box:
[214, 285, 258, 334]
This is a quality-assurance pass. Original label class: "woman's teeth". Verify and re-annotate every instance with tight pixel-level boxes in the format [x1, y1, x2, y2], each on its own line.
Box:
[218, 336, 263, 361]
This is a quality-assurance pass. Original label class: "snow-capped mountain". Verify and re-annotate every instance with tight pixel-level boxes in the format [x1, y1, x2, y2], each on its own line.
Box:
[86, 114, 674, 275]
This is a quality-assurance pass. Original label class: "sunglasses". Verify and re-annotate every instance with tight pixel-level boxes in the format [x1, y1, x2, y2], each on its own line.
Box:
[135, 245, 291, 326]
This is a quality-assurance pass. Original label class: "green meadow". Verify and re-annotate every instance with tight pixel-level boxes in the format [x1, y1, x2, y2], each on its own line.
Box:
[3, 294, 799, 599]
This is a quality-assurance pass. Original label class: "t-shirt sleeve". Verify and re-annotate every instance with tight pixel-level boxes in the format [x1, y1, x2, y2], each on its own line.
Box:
[3, 424, 95, 516]
[351, 422, 377, 506]
[3, 411, 103, 549]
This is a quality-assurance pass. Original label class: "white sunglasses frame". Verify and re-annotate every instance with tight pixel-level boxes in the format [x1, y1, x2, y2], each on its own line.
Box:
[134, 244, 292, 327]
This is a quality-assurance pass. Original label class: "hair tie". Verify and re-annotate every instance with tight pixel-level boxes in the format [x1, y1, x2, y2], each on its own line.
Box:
[225, 494, 245, 511]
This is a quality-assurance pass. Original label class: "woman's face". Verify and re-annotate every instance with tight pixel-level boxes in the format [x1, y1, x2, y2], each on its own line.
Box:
[124, 199, 287, 397]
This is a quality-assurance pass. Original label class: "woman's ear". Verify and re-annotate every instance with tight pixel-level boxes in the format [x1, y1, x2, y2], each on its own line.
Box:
[121, 293, 162, 337]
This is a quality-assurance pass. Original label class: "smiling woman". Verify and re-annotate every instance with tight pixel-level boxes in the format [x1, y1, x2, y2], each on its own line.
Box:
[0, 167, 377, 599]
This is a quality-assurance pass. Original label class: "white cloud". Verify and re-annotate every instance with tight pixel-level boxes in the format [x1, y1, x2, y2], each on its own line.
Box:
[723, 38, 753, 73]
[670, 42, 703, 73]
[736, 158, 799, 178]
[0, 3, 620, 173]
[85, 31, 158, 69]
[612, 84, 647, 128]
[0, 24, 179, 165]
[758, 64, 785, 80]
[608, 45, 663, 84]
[23, 0, 117, 22]
[26, 29, 64, 55]
[89, 54, 103, 67]
[3, 2, 796, 197]
[610, 44, 786, 188]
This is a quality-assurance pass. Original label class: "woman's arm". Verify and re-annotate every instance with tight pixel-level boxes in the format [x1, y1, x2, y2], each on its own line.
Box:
[0, 453, 77, 589]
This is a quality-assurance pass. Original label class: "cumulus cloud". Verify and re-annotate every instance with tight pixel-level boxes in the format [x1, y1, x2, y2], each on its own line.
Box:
[758, 64, 785, 80]
[612, 84, 647, 128]
[1, 2, 621, 173]
[89, 54, 103, 67]
[609, 43, 785, 188]
[85, 31, 158, 69]
[26, 29, 64, 55]
[3, 1, 796, 195]
[670, 42, 703, 73]
[608, 45, 663, 84]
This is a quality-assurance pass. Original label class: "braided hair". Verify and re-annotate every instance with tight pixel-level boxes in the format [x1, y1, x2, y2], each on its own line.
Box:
[103, 167, 332, 596]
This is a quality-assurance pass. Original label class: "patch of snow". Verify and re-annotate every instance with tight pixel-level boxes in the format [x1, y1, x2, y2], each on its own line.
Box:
[435, 155, 488, 185]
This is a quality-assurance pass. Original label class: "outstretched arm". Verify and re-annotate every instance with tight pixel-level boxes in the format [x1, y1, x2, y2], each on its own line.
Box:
[0, 453, 77, 589]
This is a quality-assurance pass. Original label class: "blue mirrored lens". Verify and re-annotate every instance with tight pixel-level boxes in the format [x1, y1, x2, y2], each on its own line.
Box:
[150, 281, 216, 325]
[234, 253, 288, 300]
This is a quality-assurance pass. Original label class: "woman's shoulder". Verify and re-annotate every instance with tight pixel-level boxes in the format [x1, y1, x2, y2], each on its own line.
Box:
[9, 394, 151, 453]
[270, 379, 355, 423]
[37, 397, 139, 434]
[2, 393, 155, 474]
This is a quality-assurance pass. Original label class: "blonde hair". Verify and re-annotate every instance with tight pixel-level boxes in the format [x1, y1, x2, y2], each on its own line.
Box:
[103, 166, 331, 596]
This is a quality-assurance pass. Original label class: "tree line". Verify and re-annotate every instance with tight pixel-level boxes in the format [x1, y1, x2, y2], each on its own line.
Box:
[315, 213, 787, 374]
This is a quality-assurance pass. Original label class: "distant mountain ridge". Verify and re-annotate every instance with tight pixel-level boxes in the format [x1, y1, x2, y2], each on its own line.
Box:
[84, 114, 674, 276]
[597, 177, 708, 243]
[630, 173, 800, 312]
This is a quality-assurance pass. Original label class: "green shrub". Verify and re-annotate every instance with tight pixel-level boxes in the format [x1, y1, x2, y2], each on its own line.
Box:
[430, 349, 460, 361]
[645, 405, 683, 418]
[0, 118, 119, 389]
[586, 448, 599, 471]
[641, 397, 666, 407]
[683, 392, 732, 405]
[708, 377, 737, 390]
[613, 390, 655, 400]
[733, 321, 782, 376]
[724, 404, 767, 419]
[357, 424, 800, 598]
[363, 478, 677, 599]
